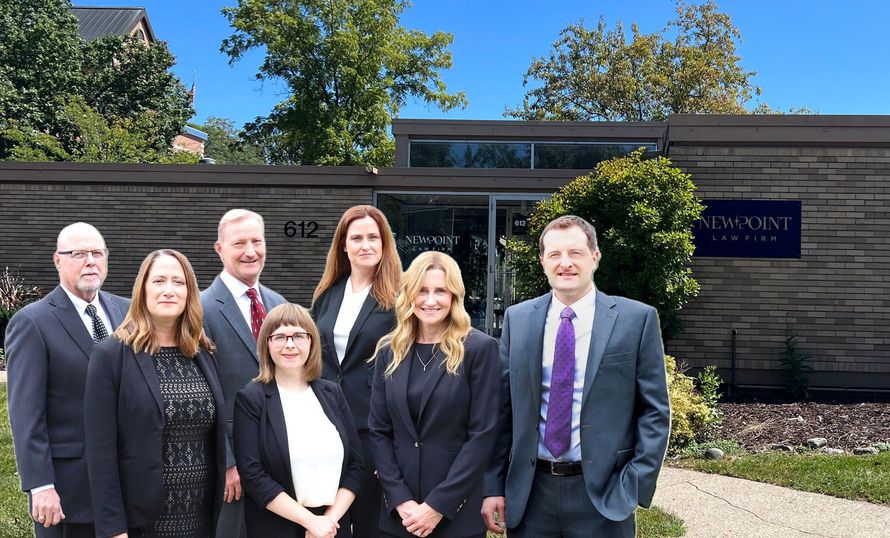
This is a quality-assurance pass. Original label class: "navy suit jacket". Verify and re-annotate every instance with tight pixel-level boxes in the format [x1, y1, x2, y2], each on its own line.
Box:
[83, 337, 228, 537]
[201, 275, 286, 467]
[5, 285, 128, 523]
[369, 329, 500, 537]
[233, 379, 364, 537]
[484, 290, 671, 526]
[312, 277, 397, 433]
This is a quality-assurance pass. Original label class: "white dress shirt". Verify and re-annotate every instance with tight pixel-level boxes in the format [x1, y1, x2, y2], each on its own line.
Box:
[219, 270, 265, 327]
[332, 277, 371, 364]
[278, 385, 344, 507]
[61, 285, 112, 341]
[537, 287, 597, 462]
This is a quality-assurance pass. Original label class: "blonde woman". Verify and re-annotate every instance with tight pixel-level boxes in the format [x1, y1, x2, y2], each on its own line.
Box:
[84, 250, 227, 538]
[233, 303, 364, 538]
[368, 252, 499, 538]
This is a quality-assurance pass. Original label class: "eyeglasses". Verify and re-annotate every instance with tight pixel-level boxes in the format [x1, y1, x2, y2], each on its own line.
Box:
[268, 332, 311, 345]
[58, 249, 108, 261]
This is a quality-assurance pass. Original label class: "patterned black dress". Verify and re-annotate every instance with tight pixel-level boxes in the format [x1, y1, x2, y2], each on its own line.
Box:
[150, 347, 217, 538]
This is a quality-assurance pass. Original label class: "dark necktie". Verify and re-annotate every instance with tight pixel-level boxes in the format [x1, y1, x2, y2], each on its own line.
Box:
[544, 306, 575, 458]
[245, 288, 266, 341]
[85, 303, 109, 343]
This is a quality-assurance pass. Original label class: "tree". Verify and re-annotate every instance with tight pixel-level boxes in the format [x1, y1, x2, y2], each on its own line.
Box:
[507, 0, 759, 121]
[194, 116, 265, 165]
[0, 0, 82, 158]
[507, 150, 703, 338]
[80, 35, 194, 154]
[221, 0, 467, 166]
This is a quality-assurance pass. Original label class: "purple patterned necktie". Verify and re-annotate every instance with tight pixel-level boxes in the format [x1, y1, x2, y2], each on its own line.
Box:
[544, 306, 576, 459]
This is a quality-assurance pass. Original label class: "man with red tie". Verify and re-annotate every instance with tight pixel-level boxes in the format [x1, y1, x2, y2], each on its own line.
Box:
[482, 215, 671, 538]
[201, 209, 287, 538]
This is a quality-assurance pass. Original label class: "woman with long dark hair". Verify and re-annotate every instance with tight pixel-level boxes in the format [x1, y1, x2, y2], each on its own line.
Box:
[312, 205, 401, 538]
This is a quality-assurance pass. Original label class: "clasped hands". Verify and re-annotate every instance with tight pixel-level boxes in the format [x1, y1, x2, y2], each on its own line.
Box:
[396, 500, 442, 537]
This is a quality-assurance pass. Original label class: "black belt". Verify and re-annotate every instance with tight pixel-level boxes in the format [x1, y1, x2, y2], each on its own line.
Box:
[535, 459, 582, 476]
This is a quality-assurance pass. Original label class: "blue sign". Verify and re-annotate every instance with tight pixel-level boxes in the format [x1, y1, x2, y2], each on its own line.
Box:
[693, 200, 801, 258]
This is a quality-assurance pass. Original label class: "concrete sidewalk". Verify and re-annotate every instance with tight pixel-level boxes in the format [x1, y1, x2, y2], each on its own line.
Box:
[653, 466, 890, 538]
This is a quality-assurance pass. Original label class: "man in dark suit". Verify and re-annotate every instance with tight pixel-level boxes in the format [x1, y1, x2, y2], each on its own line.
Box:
[5, 222, 129, 538]
[201, 209, 286, 538]
[482, 215, 670, 538]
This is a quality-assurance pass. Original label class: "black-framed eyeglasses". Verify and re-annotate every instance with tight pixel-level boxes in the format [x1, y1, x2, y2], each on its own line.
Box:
[58, 249, 108, 261]
[268, 332, 311, 345]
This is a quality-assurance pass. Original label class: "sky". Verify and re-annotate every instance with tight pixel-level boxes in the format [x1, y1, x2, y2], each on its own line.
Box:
[79, 0, 890, 128]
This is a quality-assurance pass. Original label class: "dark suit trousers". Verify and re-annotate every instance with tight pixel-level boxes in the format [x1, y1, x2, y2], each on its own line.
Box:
[215, 497, 247, 538]
[34, 522, 94, 538]
[350, 432, 381, 538]
[508, 469, 635, 538]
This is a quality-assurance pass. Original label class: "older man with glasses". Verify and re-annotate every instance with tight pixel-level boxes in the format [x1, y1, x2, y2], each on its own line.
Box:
[5, 222, 130, 538]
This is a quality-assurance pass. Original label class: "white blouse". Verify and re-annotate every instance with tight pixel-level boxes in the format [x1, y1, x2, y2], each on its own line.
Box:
[278, 385, 345, 507]
[332, 277, 371, 363]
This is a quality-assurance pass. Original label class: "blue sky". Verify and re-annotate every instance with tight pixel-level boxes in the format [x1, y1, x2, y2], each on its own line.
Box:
[80, 0, 890, 127]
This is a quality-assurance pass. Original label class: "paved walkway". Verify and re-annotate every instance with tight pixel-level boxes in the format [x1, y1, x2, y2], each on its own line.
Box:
[653, 466, 890, 538]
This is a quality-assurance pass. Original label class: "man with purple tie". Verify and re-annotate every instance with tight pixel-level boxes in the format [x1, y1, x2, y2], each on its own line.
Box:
[482, 215, 671, 538]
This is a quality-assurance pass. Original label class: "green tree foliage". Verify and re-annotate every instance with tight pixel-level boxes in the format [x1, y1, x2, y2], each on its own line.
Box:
[508, 0, 760, 121]
[0, 0, 194, 162]
[221, 0, 467, 166]
[508, 150, 702, 337]
[194, 116, 265, 165]
[81, 35, 195, 154]
[0, 0, 82, 156]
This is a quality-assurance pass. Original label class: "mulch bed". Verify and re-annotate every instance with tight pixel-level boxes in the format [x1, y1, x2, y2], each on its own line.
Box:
[714, 395, 890, 451]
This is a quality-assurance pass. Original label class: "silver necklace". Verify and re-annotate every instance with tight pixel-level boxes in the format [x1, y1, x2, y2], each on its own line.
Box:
[414, 345, 439, 372]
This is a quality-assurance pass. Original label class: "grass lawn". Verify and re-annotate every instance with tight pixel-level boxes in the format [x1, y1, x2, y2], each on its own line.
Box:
[0, 384, 32, 538]
[673, 451, 890, 505]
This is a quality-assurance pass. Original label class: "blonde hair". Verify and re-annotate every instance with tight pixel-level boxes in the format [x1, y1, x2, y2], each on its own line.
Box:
[255, 303, 322, 384]
[114, 250, 215, 357]
[374, 252, 472, 377]
[312, 205, 401, 311]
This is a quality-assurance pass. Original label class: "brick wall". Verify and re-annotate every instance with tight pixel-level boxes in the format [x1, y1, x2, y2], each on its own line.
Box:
[0, 182, 372, 307]
[667, 146, 890, 389]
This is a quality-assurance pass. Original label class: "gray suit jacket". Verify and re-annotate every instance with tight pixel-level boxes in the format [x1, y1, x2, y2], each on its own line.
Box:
[5, 285, 128, 523]
[200, 275, 286, 467]
[485, 290, 670, 526]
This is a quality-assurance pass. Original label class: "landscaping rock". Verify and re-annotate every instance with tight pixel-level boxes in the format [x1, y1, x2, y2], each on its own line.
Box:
[770, 443, 795, 452]
[853, 446, 879, 455]
[806, 437, 828, 449]
[821, 447, 845, 455]
[704, 448, 724, 460]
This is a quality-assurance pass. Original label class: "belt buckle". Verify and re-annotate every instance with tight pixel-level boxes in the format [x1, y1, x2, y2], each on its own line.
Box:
[549, 460, 565, 476]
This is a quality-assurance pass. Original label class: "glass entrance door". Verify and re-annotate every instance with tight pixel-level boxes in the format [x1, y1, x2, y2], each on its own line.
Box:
[376, 192, 548, 336]
[487, 195, 548, 336]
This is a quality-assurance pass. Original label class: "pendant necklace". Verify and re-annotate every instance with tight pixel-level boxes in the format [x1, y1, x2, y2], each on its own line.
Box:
[414, 345, 439, 372]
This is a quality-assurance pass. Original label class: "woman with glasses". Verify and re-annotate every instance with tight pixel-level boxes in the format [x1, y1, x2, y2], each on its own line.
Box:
[368, 252, 499, 538]
[312, 205, 401, 538]
[233, 303, 364, 538]
[84, 249, 227, 538]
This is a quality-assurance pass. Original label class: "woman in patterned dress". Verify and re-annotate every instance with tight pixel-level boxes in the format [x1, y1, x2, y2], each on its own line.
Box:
[85, 249, 227, 538]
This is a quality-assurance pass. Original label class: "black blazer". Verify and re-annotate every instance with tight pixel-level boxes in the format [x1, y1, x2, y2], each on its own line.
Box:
[84, 336, 227, 538]
[5, 286, 128, 523]
[368, 329, 500, 537]
[233, 379, 364, 537]
[313, 277, 396, 432]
